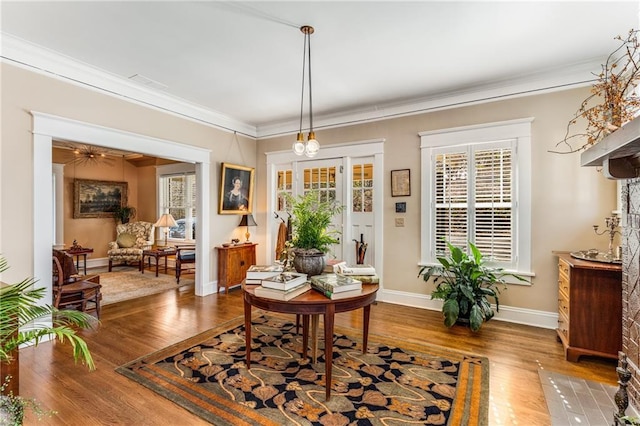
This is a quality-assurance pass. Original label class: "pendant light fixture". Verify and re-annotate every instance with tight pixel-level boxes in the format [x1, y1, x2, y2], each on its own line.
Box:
[292, 25, 319, 158]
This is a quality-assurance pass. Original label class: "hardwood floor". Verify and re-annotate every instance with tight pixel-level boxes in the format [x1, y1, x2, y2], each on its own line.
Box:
[18, 286, 618, 425]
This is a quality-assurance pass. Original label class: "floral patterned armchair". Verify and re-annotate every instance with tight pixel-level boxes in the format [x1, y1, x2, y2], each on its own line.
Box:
[107, 221, 155, 271]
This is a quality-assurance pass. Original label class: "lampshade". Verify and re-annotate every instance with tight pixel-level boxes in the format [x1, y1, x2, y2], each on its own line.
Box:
[239, 214, 257, 243]
[292, 25, 320, 158]
[155, 213, 178, 228]
[238, 214, 257, 227]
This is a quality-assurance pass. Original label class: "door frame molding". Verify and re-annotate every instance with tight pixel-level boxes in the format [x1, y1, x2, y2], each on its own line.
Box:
[32, 112, 214, 299]
[265, 139, 384, 281]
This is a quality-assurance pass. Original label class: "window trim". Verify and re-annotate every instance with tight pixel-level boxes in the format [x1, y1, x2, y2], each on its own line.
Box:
[157, 163, 197, 242]
[419, 118, 533, 278]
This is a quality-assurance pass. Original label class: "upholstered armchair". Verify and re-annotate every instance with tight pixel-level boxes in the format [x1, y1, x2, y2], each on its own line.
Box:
[107, 221, 155, 271]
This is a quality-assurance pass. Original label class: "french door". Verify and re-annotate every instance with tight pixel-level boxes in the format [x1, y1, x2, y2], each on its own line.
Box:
[267, 140, 383, 277]
[274, 158, 343, 261]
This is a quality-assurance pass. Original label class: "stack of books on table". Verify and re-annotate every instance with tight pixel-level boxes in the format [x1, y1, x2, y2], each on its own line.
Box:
[245, 264, 284, 285]
[335, 263, 380, 284]
[253, 272, 310, 301]
[310, 274, 363, 300]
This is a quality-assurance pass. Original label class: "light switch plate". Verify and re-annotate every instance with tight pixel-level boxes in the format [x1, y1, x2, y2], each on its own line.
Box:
[395, 218, 404, 227]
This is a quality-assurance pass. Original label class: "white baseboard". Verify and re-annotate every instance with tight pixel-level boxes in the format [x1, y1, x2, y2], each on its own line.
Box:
[376, 288, 558, 330]
[84, 261, 559, 329]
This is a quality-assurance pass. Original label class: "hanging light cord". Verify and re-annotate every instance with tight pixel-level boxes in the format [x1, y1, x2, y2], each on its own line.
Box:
[298, 30, 307, 135]
[307, 29, 313, 134]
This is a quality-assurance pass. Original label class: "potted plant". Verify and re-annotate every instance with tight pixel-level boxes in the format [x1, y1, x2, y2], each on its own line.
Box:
[0, 256, 96, 424]
[282, 191, 343, 276]
[113, 205, 137, 224]
[418, 241, 527, 332]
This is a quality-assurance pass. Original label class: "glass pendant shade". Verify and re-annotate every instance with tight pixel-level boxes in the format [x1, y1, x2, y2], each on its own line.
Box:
[305, 133, 319, 157]
[293, 133, 306, 156]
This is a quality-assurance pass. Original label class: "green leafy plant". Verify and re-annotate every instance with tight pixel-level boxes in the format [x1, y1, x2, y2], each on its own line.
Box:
[0, 256, 97, 424]
[282, 191, 343, 254]
[112, 205, 137, 224]
[418, 241, 527, 331]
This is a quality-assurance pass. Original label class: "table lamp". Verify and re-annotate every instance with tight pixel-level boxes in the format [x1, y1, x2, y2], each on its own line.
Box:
[238, 214, 257, 243]
[154, 213, 177, 247]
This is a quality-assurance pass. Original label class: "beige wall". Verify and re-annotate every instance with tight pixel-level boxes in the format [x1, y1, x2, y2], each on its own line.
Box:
[1, 62, 617, 318]
[1, 63, 255, 285]
[51, 148, 160, 259]
[256, 88, 618, 314]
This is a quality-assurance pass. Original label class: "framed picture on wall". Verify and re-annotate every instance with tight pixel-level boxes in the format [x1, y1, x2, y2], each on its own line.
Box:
[73, 179, 127, 218]
[391, 169, 411, 197]
[219, 163, 255, 214]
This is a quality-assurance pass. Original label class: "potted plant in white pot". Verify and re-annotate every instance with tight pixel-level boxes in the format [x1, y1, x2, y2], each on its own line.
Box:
[0, 256, 96, 425]
[419, 241, 527, 332]
[282, 190, 343, 276]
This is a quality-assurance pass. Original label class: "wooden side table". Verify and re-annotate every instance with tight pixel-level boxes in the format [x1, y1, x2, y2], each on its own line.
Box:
[142, 247, 177, 277]
[64, 248, 94, 275]
[216, 243, 257, 293]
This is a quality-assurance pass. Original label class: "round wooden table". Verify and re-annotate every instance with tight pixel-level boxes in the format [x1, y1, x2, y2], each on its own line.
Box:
[243, 284, 379, 401]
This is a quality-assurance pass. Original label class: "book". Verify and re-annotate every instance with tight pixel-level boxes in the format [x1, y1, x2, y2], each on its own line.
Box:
[254, 282, 311, 301]
[260, 272, 308, 291]
[310, 274, 362, 293]
[246, 264, 284, 280]
[337, 264, 376, 276]
[310, 283, 363, 300]
[336, 274, 379, 284]
[323, 259, 344, 274]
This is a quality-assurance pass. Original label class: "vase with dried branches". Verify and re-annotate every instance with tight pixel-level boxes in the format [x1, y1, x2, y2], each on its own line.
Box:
[553, 29, 640, 153]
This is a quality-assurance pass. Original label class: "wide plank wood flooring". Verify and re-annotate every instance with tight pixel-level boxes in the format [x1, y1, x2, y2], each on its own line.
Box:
[18, 285, 618, 425]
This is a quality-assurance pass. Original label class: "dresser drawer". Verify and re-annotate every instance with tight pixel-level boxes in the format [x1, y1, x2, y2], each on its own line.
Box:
[558, 264, 570, 296]
[558, 311, 569, 341]
[558, 294, 569, 317]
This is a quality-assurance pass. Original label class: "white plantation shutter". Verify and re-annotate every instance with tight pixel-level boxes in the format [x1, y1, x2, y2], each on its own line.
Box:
[473, 145, 513, 262]
[434, 151, 468, 254]
[432, 140, 515, 266]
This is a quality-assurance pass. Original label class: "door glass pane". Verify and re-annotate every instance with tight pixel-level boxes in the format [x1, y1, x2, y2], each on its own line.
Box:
[303, 166, 336, 203]
[277, 170, 293, 211]
[352, 163, 373, 212]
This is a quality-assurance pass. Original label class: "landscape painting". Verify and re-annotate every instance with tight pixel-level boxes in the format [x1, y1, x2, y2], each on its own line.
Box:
[73, 179, 127, 219]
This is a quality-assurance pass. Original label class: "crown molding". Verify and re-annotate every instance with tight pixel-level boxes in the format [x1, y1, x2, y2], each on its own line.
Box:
[2, 32, 601, 141]
[256, 59, 600, 139]
[1, 33, 257, 138]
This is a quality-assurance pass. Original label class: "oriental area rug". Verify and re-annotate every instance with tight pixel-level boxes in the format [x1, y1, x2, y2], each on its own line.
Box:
[116, 315, 489, 426]
[99, 269, 194, 305]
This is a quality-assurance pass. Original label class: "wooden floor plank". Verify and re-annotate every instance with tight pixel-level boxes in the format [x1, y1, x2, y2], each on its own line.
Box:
[17, 286, 617, 425]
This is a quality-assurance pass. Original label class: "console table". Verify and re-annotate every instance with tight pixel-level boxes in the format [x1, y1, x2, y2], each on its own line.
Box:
[64, 248, 94, 275]
[142, 247, 177, 277]
[243, 284, 379, 401]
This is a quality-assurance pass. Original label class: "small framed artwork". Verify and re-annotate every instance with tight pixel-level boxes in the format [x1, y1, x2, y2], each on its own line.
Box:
[391, 169, 411, 197]
[395, 202, 406, 213]
[73, 179, 127, 219]
[219, 163, 255, 214]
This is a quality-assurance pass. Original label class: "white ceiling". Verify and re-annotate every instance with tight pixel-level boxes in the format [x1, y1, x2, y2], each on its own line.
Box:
[1, 1, 639, 138]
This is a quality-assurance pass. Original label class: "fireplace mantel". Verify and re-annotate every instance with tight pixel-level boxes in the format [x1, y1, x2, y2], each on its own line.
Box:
[581, 117, 640, 179]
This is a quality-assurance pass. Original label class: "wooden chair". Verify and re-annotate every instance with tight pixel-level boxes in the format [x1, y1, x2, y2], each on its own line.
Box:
[175, 245, 196, 284]
[52, 256, 102, 318]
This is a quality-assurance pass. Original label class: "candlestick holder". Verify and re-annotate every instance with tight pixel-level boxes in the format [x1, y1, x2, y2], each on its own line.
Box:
[593, 214, 621, 259]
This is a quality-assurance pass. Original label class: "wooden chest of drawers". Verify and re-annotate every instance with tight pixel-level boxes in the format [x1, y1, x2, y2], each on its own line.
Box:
[216, 243, 257, 293]
[555, 253, 622, 362]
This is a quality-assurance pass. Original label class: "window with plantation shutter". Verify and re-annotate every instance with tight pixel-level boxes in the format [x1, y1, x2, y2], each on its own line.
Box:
[420, 119, 532, 276]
